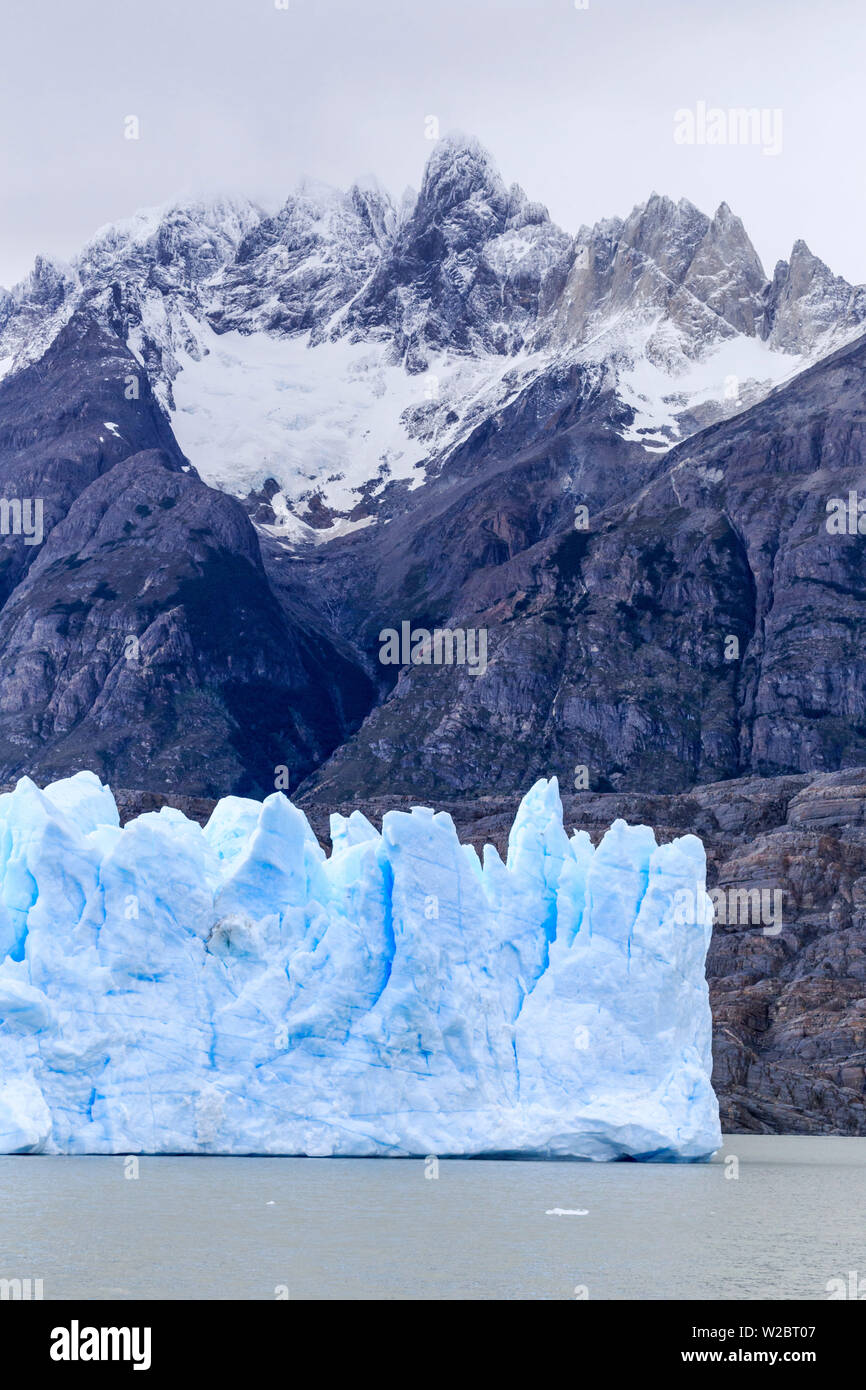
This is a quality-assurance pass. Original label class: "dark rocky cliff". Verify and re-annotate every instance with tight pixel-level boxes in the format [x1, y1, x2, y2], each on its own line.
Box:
[297, 329, 866, 802]
[0, 313, 375, 795]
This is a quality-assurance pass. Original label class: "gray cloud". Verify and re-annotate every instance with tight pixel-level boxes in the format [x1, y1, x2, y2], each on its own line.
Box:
[1, 0, 863, 287]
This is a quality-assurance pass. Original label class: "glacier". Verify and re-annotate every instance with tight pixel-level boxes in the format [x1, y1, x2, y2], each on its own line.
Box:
[0, 771, 720, 1160]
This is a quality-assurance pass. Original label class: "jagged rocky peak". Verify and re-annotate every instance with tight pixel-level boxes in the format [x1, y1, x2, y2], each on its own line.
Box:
[269, 176, 394, 248]
[343, 132, 573, 363]
[3, 135, 866, 506]
[81, 195, 263, 283]
[2, 138, 865, 380]
[147, 198, 263, 287]
[548, 191, 771, 365]
[9, 253, 75, 312]
[0, 196, 266, 384]
[706, 199, 763, 263]
[0, 255, 79, 379]
[212, 176, 396, 339]
[619, 192, 710, 282]
[348, 174, 400, 246]
[408, 132, 564, 261]
[602, 192, 766, 335]
[549, 195, 692, 343]
[504, 182, 551, 231]
[414, 130, 511, 230]
[681, 201, 767, 336]
[763, 238, 866, 354]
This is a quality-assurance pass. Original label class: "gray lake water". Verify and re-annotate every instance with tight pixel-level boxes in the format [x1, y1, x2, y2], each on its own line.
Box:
[1, 1136, 864, 1300]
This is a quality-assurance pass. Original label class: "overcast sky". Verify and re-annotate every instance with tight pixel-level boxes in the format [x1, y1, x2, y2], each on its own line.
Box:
[1, 0, 863, 288]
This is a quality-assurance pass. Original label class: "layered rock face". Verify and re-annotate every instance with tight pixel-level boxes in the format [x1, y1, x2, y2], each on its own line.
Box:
[0, 772, 719, 1160]
[298, 329, 866, 801]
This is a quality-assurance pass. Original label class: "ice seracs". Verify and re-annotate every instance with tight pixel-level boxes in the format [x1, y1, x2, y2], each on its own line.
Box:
[0, 770, 720, 1160]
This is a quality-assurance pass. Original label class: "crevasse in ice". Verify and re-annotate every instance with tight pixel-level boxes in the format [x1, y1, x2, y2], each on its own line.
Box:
[0, 771, 720, 1159]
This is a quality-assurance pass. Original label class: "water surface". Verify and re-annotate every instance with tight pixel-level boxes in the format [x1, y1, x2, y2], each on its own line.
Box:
[1, 1136, 863, 1299]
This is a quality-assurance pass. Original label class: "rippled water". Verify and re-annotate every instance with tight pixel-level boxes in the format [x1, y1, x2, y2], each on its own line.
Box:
[1, 1136, 864, 1299]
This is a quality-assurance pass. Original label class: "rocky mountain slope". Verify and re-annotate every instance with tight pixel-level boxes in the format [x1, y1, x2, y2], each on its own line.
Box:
[0, 313, 373, 794]
[295, 326, 866, 801]
[1, 134, 866, 800]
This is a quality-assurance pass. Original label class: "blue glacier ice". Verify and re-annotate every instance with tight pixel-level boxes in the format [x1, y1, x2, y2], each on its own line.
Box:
[0, 771, 721, 1159]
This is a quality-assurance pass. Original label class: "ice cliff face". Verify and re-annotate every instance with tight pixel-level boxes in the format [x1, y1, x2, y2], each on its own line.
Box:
[0, 771, 719, 1159]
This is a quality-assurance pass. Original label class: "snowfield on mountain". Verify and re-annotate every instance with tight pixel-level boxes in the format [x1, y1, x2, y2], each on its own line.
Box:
[2, 133, 863, 528]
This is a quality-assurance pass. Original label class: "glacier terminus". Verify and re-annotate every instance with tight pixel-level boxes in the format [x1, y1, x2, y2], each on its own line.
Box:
[0, 771, 720, 1160]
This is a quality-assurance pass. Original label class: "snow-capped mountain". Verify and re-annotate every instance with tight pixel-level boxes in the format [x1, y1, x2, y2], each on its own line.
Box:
[0, 197, 262, 390]
[5, 208, 866, 804]
[1, 133, 864, 531]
